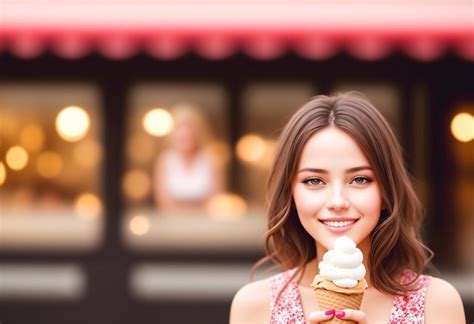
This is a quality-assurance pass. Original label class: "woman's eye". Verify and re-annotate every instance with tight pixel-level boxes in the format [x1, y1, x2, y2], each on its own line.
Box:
[303, 178, 324, 186]
[351, 177, 372, 185]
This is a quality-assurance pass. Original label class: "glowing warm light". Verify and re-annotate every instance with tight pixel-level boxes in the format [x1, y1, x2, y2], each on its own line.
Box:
[143, 108, 174, 137]
[236, 134, 267, 163]
[0, 115, 20, 140]
[122, 169, 151, 201]
[206, 193, 248, 221]
[129, 215, 150, 236]
[6, 146, 29, 170]
[450, 112, 474, 142]
[126, 132, 156, 164]
[55, 106, 90, 142]
[208, 140, 231, 167]
[73, 139, 103, 168]
[19, 123, 45, 151]
[36, 151, 63, 178]
[261, 139, 277, 168]
[74, 193, 103, 219]
[0, 161, 6, 186]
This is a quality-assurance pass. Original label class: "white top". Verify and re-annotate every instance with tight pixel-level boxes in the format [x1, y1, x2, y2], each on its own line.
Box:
[163, 151, 214, 202]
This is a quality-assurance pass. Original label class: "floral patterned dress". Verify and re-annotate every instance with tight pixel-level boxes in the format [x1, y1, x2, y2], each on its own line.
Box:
[269, 268, 431, 323]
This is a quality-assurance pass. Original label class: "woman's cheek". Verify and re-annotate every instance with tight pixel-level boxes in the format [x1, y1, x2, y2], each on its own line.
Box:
[350, 187, 383, 215]
[294, 187, 325, 217]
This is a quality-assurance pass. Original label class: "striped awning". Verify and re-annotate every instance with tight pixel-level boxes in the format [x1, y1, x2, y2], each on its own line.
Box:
[1, 0, 473, 61]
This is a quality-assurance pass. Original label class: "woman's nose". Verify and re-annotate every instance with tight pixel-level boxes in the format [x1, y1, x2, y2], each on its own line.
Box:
[325, 186, 350, 211]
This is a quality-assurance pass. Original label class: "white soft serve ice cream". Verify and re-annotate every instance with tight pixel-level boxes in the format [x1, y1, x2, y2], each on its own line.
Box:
[318, 236, 366, 288]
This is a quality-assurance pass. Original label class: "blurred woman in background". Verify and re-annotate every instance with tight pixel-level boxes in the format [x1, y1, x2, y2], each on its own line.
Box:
[153, 103, 225, 212]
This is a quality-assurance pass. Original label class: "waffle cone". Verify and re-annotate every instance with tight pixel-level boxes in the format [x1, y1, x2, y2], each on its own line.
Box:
[315, 288, 364, 324]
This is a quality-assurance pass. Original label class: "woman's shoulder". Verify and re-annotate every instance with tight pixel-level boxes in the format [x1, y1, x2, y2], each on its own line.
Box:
[425, 276, 462, 303]
[229, 279, 271, 324]
[424, 276, 466, 323]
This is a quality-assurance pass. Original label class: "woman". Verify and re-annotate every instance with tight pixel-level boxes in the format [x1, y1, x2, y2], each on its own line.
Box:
[229, 92, 465, 323]
[154, 104, 225, 211]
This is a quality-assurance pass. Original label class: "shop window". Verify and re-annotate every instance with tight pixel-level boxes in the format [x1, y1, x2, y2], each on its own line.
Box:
[0, 83, 103, 251]
[123, 82, 267, 251]
[449, 103, 474, 272]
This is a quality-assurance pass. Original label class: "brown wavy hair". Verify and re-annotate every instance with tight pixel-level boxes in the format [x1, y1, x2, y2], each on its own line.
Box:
[253, 91, 433, 296]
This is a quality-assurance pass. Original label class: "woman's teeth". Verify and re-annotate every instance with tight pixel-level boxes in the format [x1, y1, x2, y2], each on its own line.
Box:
[322, 220, 356, 228]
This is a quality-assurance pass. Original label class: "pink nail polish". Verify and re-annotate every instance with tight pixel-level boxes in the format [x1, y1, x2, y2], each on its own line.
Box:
[335, 311, 345, 318]
[325, 309, 336, 315]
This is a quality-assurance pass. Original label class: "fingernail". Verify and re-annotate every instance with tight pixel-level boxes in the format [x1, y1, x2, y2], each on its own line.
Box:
[325, 309, 335, 315]
[335, 311, 345, 318]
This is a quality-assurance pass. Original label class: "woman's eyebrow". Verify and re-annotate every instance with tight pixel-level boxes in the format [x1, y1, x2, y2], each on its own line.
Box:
[297, 166, 372, 173]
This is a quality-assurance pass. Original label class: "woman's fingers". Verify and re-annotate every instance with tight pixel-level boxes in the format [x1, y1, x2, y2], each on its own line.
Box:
[307, 308, 336, 323]
[335, 309, 369, 324]
[309, 308, 369, 323]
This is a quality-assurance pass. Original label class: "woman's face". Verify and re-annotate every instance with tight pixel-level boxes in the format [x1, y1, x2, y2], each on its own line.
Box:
[172, 120, 199, 153]
[292, 126, 382, 253]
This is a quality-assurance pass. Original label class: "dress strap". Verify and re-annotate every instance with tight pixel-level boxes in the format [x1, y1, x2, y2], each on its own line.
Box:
[269, 269, 306, 324]
[389, 270, 431, 323]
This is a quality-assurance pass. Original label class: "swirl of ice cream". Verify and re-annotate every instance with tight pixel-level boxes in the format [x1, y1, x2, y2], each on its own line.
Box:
[318, 236, 366, 288]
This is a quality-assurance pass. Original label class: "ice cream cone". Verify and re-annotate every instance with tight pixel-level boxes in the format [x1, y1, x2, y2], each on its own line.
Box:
[315, 288, 364, 323]
[312, 275, 367, 323]
[311, 236, 368, 323]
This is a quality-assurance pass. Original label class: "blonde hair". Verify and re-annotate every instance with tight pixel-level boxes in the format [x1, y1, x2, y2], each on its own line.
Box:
[169, 102, 212, 147]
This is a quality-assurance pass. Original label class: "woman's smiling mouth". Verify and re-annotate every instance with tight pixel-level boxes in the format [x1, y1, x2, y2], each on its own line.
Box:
[319, 218, 359, 232]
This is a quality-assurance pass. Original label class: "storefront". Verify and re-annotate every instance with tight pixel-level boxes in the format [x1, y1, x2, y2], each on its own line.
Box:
[0, 1, 472, 323]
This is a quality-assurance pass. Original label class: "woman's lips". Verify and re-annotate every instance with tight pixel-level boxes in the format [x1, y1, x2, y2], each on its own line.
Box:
[319, 219, 358, 233]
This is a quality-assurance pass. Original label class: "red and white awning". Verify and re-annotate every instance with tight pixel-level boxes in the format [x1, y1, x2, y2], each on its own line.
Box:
[1, 0, 473, 61]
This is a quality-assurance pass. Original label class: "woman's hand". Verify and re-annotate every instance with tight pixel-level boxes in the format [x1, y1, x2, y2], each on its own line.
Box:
[308, 308, 369, 323]
[307, 308, 336, 323]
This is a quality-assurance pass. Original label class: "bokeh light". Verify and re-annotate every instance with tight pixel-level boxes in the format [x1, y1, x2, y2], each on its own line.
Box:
[129, 215, 150, 236]
[36, 151, 63, 178]
[206, 193, 248, 221]
[126, 132, 156, 164]
[74, 193, 103, 219]
[450, 112, 474, 142]
[6, 146, 29, 170]
[55, 106, 90, 142]
[73, 139, 103, 168]
[260, 139, 276, 168]
[236, 133, 267, 163]
[208, 140, 231, 167]
[0, 161, 6, 185]
[122, 169, 151, 201]
[0, 114, 21, 140]
[19, 123, 45, 152]
[143, 108, 174, 137]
